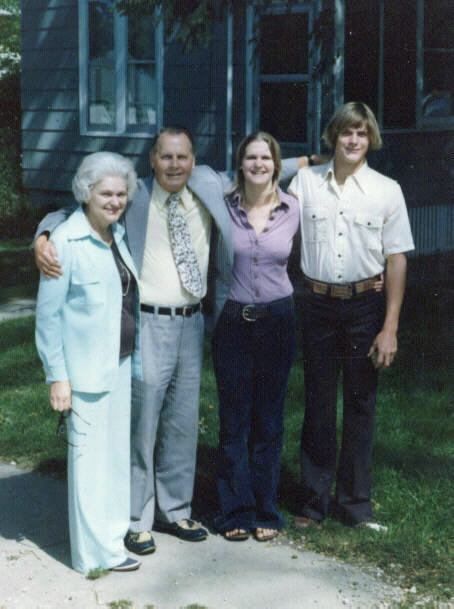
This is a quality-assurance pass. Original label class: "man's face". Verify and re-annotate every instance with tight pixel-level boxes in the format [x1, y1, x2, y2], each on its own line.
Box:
[334, 123, 369, 168]
[150, 132, 195, 193]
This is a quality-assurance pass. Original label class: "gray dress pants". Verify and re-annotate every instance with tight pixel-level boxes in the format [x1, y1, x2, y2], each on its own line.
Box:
[129, 309, 204, 531]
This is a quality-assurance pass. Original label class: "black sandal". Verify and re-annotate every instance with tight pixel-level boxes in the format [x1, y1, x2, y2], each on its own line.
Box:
[223, 529, 250, 541]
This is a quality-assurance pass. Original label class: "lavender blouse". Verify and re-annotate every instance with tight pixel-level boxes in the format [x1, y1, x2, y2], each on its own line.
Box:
[225, 187, 300, 304]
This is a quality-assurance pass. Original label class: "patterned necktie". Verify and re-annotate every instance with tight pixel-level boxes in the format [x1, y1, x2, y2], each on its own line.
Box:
[167, 193, 203, 298]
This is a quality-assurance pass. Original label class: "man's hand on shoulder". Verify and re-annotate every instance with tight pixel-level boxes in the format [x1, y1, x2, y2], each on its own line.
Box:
[297, 154, 330, 169]
[35, 234, 62, 278]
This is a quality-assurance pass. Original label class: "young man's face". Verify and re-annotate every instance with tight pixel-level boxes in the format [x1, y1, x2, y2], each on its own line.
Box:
[334, 123, 369, 169]
[150, 132, 195, 193]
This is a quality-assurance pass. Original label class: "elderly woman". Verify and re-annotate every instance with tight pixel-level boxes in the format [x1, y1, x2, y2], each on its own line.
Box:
[212, 132, 300, 542]
[35, 152, 142, 574]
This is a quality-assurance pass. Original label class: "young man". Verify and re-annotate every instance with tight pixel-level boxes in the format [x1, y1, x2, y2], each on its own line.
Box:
[289, 102, 414, 529]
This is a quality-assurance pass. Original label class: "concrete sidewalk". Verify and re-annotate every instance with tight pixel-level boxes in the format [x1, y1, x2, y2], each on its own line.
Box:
[0, 463, 404, 609]
[0, 298, 36, 322]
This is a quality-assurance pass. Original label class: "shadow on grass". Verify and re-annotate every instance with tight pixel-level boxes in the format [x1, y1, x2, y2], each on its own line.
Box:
[0, 248, 39, 295]
[0, 316, 36, 350]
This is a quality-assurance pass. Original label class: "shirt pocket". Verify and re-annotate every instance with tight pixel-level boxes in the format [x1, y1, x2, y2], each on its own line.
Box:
[354, 214, 383, 250]
[69, 267, 104, 308]
[302, 206, 328, 243]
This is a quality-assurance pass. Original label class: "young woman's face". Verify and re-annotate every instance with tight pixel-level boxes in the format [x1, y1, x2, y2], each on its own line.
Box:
[240, 140, 275, 188]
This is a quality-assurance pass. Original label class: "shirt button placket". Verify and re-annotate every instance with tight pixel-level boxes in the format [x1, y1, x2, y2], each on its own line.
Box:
[335, 203, 346, 281]
[252, 240, 259, 299]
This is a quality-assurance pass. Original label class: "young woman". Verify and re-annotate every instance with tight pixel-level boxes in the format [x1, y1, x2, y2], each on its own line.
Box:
[212, 132, 300, 542]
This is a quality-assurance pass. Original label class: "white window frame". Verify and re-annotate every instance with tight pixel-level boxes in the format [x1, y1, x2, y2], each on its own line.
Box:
[78, 0, 163, 137]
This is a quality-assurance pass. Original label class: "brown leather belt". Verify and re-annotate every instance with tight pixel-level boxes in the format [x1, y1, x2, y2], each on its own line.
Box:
[303, 276, 380, 299]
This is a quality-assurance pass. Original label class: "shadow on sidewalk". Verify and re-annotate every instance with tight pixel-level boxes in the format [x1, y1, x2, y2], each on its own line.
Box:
[0, 464, 71, 567]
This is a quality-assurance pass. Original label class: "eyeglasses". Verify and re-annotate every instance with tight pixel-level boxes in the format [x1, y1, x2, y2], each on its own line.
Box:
[56, 409, 90, 447]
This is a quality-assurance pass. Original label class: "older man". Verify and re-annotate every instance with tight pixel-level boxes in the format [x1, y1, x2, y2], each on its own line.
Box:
[289, 103, 414, 530]
[35, 126, 305, 554]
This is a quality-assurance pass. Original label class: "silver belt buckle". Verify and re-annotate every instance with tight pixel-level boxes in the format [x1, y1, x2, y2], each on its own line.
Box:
[242, 304, 257, 322]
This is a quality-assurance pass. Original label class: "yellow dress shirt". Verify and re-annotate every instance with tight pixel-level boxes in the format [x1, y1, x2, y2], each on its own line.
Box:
[139, 181, 211, 306]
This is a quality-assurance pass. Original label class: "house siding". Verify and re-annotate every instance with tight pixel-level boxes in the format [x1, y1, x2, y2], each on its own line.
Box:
[20, 1, 238, 206]
[369, 131, 454, 255]
[21, 0, 79, 202]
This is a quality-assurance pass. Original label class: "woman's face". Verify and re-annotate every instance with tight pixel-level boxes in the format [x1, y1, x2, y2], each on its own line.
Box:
[85, 175, 128, 231]
[240, 140, 275, 188]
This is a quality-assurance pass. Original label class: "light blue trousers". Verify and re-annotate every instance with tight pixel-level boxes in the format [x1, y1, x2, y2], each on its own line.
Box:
[67, 356, 131, 574]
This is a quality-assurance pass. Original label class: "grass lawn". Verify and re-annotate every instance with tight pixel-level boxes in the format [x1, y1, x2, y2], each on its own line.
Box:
[0, 246, 453, 606]
[0, 239, 39, 301]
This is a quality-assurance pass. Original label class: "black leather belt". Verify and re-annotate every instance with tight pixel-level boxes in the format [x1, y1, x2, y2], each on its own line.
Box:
[224, 296, 293, 322]
[140, 303, 201, 317]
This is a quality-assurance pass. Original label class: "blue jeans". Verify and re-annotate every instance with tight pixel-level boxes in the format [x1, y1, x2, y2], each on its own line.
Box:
[300, 288, 384, 524]
[212, 296, 296, 533]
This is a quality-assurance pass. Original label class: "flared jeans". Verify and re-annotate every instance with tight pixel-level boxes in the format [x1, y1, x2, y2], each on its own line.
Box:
[212, 296, 296, 533]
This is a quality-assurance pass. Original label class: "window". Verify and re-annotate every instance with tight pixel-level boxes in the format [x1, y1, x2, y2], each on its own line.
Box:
[344, 0, 453, 131]
[421, 0, 454, 124]
[79, 0, 163, 136]
[247, 4, 317, 149]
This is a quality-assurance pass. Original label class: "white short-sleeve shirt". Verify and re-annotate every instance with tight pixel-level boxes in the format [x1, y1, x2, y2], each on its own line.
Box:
[288, 161, 415, 283]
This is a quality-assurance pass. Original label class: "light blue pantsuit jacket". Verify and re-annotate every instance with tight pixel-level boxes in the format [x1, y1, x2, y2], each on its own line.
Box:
[35, 206, 141, 389]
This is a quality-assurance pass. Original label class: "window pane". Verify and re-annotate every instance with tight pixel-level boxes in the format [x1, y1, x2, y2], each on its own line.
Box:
[423, 0, 454, 117]
[260, 82, 307, 142]
[89, 0, 114, 60]
[127, 64, 157, 128]
[260, 13, 308, 75]
[88, 0, 115, 128]
[383, 1, 416, 127]
[424, 0, 454, 48]
[344, 0, 379, 113]
[88, 65, 115, 126]
[128, 14, 155, 60]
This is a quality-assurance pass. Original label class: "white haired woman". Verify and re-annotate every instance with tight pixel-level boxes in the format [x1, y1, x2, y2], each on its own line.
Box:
[35, 152, 142, 574]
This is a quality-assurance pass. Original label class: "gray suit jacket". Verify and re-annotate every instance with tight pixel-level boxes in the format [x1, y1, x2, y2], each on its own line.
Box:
[35, 159, 299, 331]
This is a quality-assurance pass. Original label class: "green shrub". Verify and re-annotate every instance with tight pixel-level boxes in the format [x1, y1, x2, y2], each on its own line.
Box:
[0, 70, 37, 238]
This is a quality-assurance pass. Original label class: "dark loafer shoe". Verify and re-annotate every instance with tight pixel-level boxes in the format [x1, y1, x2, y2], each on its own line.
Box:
[154, 518, 208, 542]
[111, 557, 141, 572]
[124, 530, 156, 555]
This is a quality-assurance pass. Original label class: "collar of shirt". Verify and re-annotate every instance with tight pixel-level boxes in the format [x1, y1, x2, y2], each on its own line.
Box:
[152, 180, 193, 211]
[226, 187, 290, 214]
[322, 159, 369, 195]
[66, 205, 125, 245]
